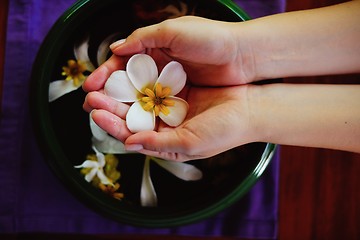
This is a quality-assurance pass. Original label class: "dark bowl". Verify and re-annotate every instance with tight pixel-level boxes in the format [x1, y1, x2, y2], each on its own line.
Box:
[31, 0, 276, 228]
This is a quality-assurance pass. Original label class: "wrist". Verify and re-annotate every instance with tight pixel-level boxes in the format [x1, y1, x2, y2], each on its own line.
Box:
[245, 84, 269, 143]
[232, 20, 282, 83]
[246, 83, 360, 153]
[227, 84, 268, 147]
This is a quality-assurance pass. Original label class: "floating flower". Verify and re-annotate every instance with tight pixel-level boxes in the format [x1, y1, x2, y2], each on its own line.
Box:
[61, 59, 88, 86]
[49, 34, 118, 102]
[104, 54, 189, 133]
[90, 111, 202, 207]
[141, 156, 203, 207]
[76, 145, 125, 200]
[99, 183, 124, 200]
[75, 146, 112, 185]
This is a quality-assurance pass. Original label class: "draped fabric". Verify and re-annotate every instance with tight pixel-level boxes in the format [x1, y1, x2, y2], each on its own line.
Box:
[0, 0, 285, 238]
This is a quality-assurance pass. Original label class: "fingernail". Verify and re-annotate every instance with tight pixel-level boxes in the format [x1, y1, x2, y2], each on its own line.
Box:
[110, 39, 126, 49]
[125, 144, 143, 151]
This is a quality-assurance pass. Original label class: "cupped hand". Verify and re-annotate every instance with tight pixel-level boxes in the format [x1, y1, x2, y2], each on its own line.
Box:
[84, 84, 256, 162]
[83, 16, 255, 93]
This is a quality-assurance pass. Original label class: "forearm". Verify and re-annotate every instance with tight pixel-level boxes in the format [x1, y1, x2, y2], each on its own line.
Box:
[249, 84, 360, 152]
[238, 1, 360, 80]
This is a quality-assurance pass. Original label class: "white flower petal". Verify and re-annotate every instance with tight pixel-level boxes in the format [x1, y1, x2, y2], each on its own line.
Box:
[93, 146, 106, 167]
[152, 158, 203, 181]
[126, 101, 155, 133]
[74, 36, 95, 71]
[85, 168, 98, 182]
[92, 136, 129, 154]
[48, 79, 80, 102]
[159, 97, 188, 127]
[104, 70, 139, 102]
[97, 33, 118, 66]
[90, 113, 107, 141]
[97, 170, 112, 185]
[74, 160, 98, 169]
[127, 54, 158, 93]
[141, 158, 157, 207]
[157, 61, 187, 96]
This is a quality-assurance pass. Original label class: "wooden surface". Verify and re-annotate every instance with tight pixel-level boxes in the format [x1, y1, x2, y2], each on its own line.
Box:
[1, 0, 360, 239]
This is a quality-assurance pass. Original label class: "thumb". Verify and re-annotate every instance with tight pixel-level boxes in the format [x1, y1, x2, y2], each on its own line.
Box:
[110, 22, 174, 56]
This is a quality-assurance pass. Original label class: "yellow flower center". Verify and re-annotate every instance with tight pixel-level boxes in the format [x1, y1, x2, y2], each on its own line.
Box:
[141, 83, 175, 116]
[62, 59, 87, 87]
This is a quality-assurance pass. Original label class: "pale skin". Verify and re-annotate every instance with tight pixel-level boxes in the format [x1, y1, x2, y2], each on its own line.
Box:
[83, 1, 360, 161]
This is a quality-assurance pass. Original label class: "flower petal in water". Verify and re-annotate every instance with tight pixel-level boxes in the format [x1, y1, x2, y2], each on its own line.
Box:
[140, 156, 203, 207]
[74, 146, 112, 185]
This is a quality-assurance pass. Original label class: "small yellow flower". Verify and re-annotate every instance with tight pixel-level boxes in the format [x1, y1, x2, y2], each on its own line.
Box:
[141, 83, 175, 116]
[62, 59, 87, 87]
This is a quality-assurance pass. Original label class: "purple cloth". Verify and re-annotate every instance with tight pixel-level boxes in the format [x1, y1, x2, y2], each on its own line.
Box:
[0, 0, 284, 238]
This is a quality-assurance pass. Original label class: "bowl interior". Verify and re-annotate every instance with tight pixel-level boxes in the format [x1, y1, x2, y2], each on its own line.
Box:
[31, 0, 275, 227]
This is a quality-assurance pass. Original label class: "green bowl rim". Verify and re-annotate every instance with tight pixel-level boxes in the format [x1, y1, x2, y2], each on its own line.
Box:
[30, 0, 276, 228]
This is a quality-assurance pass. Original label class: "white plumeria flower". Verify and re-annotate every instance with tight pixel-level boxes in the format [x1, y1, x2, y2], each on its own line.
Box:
[74, 146, 112, 185]
[49, 34, 117, 102]
[141, 156, 203, 207]
[104, 54, 189, 133]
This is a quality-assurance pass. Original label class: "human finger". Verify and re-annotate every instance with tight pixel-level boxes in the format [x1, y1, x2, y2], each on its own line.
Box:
[109, 21, 173, 56]
[91, 109, 132, 142]
[82, 54, 127, 92]
[84, 91, 130, 119]
[124, 129, 206, 162]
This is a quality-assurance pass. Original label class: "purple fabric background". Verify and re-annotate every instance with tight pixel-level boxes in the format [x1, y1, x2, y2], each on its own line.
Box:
[0, 0, 285, 238]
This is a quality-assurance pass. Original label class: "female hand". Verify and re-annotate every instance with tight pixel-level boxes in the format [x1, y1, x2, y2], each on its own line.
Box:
[83, 1, 360, 161]
[84, 1, 360, 93]
[84, 84, 256, 162]
[82, 16, 255, 93]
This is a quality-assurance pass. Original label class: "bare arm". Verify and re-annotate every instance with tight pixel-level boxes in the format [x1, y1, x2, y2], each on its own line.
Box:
[83, 1, 360, 161]
[250, 84, 360, 153]
[241, 0, 360, 80]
